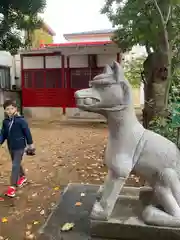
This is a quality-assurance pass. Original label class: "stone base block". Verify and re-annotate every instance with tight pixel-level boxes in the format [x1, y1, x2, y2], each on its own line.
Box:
[90, 195, 180, 240]
[37, 183, 180, 240]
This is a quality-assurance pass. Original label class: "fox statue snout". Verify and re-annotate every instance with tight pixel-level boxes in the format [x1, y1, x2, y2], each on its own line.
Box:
[75, 88, 101, 112]
[74, 61, 132, 113]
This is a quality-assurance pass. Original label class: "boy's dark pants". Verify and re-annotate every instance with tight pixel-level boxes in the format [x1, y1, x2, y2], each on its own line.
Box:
[9, 149, 25, 186]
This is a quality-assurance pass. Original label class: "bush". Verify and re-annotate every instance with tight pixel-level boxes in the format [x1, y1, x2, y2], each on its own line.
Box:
[149, 115, 177, 144]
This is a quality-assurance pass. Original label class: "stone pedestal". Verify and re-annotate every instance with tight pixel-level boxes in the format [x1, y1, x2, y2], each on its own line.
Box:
[90, 195, 180, 239]
[37, 183, 180, 240]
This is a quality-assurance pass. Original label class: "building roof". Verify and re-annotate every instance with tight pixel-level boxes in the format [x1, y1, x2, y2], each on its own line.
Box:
[42, 22, 56, 36]
[19, 40, 118, 55]
[41, 40, 113, 48]
[63, 29, 114, 39]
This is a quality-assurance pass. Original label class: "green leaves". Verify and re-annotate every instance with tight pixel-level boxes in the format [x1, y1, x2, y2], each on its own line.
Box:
[124, 57, 145, 87]
[0, 0, 46, 53]
[0, 31, 23, 55]
[103, 0, 156, 52]
[170, 0, 180, 4]
[102, 0, 180, 54]
[149, 115, 178, 143]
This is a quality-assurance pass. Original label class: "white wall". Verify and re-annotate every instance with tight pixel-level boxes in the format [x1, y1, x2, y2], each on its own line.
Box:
[23, 56, 44, 69]
[14, 55, 21, 88]
[45, 55, 62, 68]
[66, 36, 112, 42]
[97, 54, 117, 67]
[21, 55, 64, 70]
[68, 54, 117, 68]
[23, 107, 63, 120]
[65, 32, 113, 43]
[14, 55, 21, 78]
[69, 55, 88, 68]
[0, 51, 13, 67]
[19, 51, 119, 73]
[61, 45, 120, 56]
[0, 51, 15, 87]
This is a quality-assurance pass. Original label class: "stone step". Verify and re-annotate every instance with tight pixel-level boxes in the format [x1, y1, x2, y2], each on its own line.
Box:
[37, 183, 179, 240]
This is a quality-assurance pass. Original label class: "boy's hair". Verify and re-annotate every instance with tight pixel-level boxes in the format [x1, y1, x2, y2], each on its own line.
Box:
[3, 99, 17, 109]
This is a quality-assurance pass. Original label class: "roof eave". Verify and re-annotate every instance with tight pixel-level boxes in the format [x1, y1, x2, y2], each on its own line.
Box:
[42, 40, 115, 48]
[63, 29, 115, 39]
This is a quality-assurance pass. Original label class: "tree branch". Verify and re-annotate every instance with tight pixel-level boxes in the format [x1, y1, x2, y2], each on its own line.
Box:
[152, 0, 170, 53]
[165, 5, 171, 24]
[153, 0, 165, 25]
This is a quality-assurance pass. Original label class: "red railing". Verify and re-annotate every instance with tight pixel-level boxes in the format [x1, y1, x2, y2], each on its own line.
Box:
[22, 67, 103, 107]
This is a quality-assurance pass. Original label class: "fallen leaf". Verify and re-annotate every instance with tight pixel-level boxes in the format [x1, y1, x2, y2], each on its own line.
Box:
[32, 192, 38, 197]
[25, 233, 35, 239]
[95, 178, 101, 181]
[50, 202, 56, 207]
[75, 202, 82, 206]
[25, 231, 31, 237]
[26, 224, 32, 230]
[61, 222, 75, 232]
[1, 218, 8, 223]
[53, 186, 60, 191]
[40, 210, 45, 215]
[33, 221, 39, 225]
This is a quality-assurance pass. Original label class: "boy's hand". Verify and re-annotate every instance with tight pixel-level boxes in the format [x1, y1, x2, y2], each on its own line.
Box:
[28, 144, 35, 149]
[26, 144, 36, 156]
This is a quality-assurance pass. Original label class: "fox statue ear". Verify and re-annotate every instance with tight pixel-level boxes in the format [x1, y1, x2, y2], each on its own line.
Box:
[111, 61, 126, 83]
[103, 64, 113, 74]
[111, 61, 131, 105]
[120, 81, 131, 105]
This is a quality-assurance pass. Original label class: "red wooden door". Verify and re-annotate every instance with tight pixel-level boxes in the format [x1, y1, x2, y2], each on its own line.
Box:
[66, 68, 103, 108]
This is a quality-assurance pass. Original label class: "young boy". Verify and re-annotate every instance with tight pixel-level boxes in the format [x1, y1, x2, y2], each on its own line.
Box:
[0, 100, 34, 197]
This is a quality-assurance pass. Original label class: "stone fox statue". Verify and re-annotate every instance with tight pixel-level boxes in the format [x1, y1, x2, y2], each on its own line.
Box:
[74, 61, 180, 227]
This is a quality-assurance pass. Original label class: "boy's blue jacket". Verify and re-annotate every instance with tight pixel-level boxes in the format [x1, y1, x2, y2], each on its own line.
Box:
[0, 115, 33, 150]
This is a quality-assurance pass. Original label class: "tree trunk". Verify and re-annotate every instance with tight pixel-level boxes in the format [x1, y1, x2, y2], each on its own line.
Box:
[142, 1, 172, 128]
[142, 51, 169, 128]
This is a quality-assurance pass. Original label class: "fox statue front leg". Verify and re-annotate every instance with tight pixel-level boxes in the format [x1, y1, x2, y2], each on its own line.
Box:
[91, 155, 132, 221]
[96, 183, 104, 202]
[91, 170, 128, 220]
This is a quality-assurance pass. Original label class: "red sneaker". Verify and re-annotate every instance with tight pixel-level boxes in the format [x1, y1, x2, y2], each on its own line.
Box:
[4, 186, 16, 197]
[17, 176, 27, 187]
[0, 196, 4, 201]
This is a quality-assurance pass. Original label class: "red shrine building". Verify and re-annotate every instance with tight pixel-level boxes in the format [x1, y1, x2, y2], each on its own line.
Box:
[20, 29, 140, 120]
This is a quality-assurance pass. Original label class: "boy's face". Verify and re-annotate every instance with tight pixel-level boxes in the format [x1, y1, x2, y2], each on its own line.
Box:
[5, 105, 17, 117]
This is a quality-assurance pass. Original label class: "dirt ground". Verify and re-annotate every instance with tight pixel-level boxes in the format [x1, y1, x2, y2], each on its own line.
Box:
[0, 121, 143, 240]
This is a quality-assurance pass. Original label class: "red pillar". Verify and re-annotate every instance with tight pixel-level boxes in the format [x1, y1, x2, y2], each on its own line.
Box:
[61, 55, 66, 115]
[20, 55, 24, 113]
[21, 55, 24, 89]
[66, 56, 70, 109]
[66, 56, 70, 88]
[43, 55, 46, 88]
[20, 55, 24, 110]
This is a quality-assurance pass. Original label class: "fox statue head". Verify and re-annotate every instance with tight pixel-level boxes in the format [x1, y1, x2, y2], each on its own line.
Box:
[74, 61, 133, 114]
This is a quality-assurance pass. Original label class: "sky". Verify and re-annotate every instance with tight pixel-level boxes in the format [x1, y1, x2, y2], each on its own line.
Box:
[43, 0, 112, 43]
